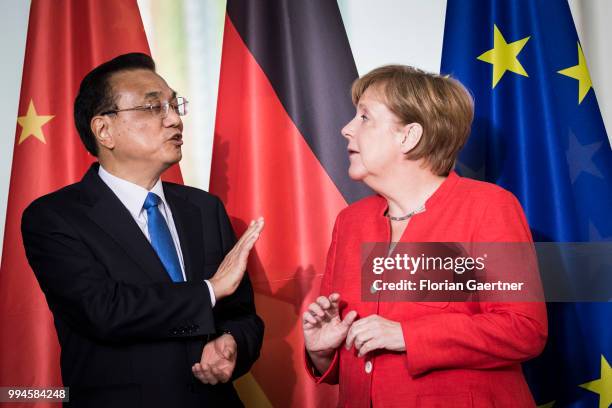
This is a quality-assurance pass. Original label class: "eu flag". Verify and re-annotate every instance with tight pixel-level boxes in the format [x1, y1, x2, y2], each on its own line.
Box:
[441, 1, 612, 407]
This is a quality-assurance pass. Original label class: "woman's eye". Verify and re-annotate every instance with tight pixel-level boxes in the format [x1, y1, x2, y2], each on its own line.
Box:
[360, 114, 368, 121]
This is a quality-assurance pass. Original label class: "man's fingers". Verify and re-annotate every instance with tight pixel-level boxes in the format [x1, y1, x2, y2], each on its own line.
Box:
[210, 364, 227, 376]
[201, 364, 219, 385]
[193, 363, 216, 384]
[241, 218, 265, 242]
[192, 365, 204, 382]
[222, 345, 235, 360]
[233, 218, 264, 253]
[228, 217, 264, 262]
[210, 365, 230, 383]
[240, 232, 260, 256]
[235, 228, 262, 263]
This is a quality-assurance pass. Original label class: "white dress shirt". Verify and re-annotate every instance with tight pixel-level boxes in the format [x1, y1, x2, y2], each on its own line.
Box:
[98, 165, 216, 306]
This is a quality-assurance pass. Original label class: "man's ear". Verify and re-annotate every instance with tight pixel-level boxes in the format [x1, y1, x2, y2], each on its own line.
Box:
[91, 115, 115, 151]
[399, 123, 423, 154]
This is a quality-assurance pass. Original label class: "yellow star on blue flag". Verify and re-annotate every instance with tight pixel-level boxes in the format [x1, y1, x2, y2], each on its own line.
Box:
[557, 43, 593, 104]
[442, 0, 612, 406]
[477, 24, 530, 88]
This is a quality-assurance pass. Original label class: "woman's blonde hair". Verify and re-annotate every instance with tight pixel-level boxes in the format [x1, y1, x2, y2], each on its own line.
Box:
[351, 65, 474, 176]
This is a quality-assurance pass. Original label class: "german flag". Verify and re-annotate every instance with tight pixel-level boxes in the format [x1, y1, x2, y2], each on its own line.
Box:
[211, 1, 369, 406]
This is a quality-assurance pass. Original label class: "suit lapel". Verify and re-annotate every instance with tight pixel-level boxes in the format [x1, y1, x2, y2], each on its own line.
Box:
[81, 165, 172, 283]
[164, 185, 205, 283]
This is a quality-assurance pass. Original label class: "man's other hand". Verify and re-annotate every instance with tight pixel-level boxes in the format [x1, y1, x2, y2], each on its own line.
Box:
[192, 333, 238, 384]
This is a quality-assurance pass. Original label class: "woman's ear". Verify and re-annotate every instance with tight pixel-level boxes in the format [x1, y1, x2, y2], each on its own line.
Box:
[91, 115, 115, 151]
[399, 123, 423, 154]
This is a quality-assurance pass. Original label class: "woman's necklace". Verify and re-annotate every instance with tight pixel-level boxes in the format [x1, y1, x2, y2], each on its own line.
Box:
[385, 204, 426, 221]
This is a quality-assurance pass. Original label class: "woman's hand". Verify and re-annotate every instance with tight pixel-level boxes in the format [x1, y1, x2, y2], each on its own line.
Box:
[345, 314, 405, 357]
[303, 293, 357, 355]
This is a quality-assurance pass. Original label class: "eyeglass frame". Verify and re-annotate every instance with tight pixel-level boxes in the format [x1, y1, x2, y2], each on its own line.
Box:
[99, 96, 189, 118]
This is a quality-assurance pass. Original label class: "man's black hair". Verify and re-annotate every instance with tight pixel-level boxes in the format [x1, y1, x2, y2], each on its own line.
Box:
[74, 52, 155, 156]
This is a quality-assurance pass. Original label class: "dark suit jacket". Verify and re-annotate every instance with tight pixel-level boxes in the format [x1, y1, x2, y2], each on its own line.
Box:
[21, 163, 264, 408]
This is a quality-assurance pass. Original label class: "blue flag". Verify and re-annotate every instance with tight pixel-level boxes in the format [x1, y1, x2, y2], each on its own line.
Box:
[441, 1, 612, 407]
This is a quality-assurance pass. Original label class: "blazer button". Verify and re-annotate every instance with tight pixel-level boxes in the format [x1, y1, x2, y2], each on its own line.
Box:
[365, 360, 373, 374]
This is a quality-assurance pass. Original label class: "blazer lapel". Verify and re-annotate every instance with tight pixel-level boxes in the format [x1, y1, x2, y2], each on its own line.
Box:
[164, 185, 205, 283]
[81, 165, 173, 283]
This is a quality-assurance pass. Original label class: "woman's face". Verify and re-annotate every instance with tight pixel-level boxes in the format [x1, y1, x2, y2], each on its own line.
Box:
[342, 87, 405, 182]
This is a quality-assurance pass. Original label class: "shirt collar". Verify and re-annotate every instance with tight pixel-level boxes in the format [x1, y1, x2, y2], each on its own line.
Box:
[98, 165, 168, 218]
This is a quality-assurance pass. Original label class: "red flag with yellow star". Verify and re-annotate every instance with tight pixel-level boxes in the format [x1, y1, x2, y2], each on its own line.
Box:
[0, 0, 182, 402]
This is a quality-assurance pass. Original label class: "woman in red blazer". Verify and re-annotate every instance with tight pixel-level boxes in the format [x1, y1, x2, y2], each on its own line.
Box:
[302, 65, 547, 407]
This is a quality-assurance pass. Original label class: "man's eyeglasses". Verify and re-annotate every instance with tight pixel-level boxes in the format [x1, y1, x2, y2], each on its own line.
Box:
[100, 96, 189, 119]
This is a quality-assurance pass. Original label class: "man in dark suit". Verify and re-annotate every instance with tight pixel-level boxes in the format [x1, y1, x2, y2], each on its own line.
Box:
[21, 53, 264, 407]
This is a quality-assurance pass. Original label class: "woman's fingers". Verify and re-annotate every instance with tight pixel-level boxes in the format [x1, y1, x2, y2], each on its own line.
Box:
[303, 311, 318, 326]
[357, 338, 380, 357]
[308, 302, 325, 318]
[341, 310, 358, 329]
[345, 316, 372, 350]
[316, 296, 331, 309]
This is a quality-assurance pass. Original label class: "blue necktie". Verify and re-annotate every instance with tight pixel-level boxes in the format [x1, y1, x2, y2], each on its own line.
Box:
[143, 192, 183, 282]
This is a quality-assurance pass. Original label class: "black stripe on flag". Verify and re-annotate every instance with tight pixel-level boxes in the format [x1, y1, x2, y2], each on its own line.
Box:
[227, 0, 371, 204]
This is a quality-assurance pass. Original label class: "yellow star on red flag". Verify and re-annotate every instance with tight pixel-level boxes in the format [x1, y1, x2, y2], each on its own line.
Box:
[16, 99, 54, 144]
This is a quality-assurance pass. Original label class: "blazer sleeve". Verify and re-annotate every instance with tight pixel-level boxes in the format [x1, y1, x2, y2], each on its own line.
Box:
[304, 214, 341, 385]
[21, 199, 216, 343]
[402, 190, 548, 376]
[211, 197, 264, 380]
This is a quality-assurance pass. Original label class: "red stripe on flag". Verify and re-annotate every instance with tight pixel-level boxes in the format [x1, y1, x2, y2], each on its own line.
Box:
[210, 15, 347, 407]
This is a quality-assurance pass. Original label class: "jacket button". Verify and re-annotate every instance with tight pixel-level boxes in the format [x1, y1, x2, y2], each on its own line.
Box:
[365, 360, 373, 374]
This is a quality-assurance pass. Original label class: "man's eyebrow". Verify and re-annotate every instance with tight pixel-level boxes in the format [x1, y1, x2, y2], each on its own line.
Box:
[144, 91, 161, 99]
[143, 90, 177, 100]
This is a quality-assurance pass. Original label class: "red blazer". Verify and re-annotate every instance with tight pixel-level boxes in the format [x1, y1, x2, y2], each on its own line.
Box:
[307, 172, 547, 408]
